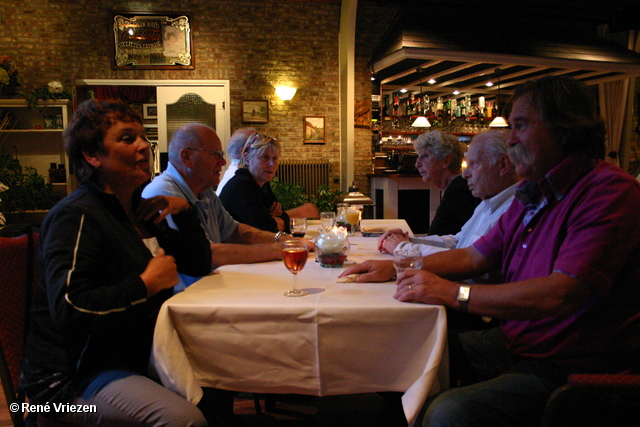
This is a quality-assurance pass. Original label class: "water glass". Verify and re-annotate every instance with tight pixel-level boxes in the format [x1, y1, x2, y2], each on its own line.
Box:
[320, 211, 336, 229]
[393, 249, 423, 275]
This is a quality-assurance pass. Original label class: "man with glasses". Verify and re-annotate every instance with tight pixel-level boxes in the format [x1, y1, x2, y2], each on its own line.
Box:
[143, 123, 300, 292]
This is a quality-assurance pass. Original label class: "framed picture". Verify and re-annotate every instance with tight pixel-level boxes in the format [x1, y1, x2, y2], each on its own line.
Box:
[143, 104, 158, 119]
[303, 116, 326, 144]
[111, 12, 194, 69]
[143, 123, 159, 141]
[242, 100, 269, 123]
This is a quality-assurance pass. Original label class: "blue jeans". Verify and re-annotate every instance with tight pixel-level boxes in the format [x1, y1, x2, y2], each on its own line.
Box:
[419, 328, 566, 427]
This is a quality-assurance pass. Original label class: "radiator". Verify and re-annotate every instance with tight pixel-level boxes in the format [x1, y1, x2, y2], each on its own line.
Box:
[275, 159, 331, 198]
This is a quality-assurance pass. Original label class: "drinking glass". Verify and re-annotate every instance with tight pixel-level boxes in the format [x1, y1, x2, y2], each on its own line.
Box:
[282, 240, 309, 297]
[393, 249, 423, 275]
[290, 217, 308, 238]
[345, 208, 361, 234]
[320, 211, 336, 229]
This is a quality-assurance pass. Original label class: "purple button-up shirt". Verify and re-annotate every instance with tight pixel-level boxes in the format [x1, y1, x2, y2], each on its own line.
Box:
[474, 154, 640, 373]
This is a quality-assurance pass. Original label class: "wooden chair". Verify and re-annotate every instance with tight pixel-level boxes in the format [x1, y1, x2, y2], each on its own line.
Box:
[0, 224, 77, 427]
[540, 312, 640, 426]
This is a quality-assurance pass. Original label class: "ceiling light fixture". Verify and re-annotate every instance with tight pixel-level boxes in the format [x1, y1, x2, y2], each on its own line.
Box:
[489, 69, 508, 127]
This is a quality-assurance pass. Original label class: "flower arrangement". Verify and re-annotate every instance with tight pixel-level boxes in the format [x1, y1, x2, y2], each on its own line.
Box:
[0, 55, 20, 97]
[25, 82, 72, 109]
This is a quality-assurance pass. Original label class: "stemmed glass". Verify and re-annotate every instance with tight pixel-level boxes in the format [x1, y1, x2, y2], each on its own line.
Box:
[345, 208, 361, 234]
[393, 249, 423, 276]
[282, 240, 309, 297]
[290, 217, 308, 238]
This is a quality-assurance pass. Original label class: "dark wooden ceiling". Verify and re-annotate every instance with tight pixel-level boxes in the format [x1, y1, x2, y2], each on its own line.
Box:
[367, 0, 640, 102]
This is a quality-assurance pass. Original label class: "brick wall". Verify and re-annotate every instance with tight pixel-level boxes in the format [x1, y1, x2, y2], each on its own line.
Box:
[0, 0, 399, 196]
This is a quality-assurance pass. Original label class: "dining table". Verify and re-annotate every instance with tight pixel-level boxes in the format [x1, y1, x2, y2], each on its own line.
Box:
[152, 219, 449, 426]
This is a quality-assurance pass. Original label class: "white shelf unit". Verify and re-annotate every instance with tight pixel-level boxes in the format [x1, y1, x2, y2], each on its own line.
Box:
[0, 99, 75, 196]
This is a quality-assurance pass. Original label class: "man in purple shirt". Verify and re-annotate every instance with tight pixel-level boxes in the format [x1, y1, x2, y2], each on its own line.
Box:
[340, 75, 640, 426]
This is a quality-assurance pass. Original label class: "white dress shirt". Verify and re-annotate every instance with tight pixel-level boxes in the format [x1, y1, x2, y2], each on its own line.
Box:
[216, 160, 240, 196]
[396, 181, 519, 257]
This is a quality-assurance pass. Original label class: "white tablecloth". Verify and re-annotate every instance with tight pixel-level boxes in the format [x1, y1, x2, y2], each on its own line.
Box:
[152, 220, 448, 426]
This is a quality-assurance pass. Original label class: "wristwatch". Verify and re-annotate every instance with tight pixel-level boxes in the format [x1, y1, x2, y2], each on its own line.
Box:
[457, 285, 471, 312]
[274, 231, 288, 242]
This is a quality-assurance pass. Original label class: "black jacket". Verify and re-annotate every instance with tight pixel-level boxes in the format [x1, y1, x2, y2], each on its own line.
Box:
[219, 168, 290, 233]
[20, 181, 211, 405]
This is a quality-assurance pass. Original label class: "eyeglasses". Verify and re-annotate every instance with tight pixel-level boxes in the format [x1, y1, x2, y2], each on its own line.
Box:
[242, 133, 278, 153]
[187, 148, 225, 159]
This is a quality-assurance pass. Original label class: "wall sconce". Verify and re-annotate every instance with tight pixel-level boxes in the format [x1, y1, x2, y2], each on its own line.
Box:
[275, 86, 297, 101]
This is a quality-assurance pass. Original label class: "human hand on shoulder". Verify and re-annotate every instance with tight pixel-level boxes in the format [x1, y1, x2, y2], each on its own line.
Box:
[137, 196, 191, 224]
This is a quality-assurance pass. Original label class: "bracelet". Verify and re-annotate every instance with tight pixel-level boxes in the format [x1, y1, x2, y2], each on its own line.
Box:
[274, 231, 287, 242]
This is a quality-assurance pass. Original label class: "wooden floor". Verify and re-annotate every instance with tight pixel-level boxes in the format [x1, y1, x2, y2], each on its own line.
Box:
[1, 381, 407, 427]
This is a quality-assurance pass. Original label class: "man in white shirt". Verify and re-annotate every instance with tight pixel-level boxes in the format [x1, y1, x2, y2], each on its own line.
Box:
[378, 129, 521, 266]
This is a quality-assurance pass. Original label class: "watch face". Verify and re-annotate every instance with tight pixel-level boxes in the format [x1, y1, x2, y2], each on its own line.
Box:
[458, 286, 470, 301]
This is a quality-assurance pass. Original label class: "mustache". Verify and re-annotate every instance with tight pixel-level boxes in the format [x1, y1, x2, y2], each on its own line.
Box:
[508, 143, 536, 167]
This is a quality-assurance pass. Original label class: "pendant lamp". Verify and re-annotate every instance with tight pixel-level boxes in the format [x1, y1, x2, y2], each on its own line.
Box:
[411, 67, 431, 128]
[489, 68, 508, 127]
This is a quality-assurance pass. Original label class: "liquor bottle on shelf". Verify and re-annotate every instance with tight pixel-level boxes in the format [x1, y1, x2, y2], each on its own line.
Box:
[460, 99, 467, 118]
[393, 94, 399, 116]
[415, 97, 422, 115]
[383, 95, 390, 117]
[486, 101, 493, 118]
[436, 97, 444, 118]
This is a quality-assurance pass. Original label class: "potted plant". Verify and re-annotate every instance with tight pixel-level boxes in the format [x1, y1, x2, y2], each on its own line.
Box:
[0, 145, 57, 226]
[270, 178, 343, 214]
[25, 81, 72, 110]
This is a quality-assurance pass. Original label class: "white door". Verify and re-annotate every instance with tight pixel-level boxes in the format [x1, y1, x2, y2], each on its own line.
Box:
[156, 83, 230, 169]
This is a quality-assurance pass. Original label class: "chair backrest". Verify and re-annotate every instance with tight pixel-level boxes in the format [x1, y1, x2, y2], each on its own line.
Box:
[0, 223, 38, 426]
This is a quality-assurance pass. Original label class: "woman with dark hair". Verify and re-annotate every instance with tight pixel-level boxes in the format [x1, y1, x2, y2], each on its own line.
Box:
[20, 99, 211, 426]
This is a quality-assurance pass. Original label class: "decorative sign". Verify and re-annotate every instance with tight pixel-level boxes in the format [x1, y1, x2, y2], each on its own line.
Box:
[111, 12, 194, 69]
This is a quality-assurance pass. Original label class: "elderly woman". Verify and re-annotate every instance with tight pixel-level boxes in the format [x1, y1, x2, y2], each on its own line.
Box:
[219, 133, 318, 233]
[20, 100, 211, 426]
[411, 130, 479, 236]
